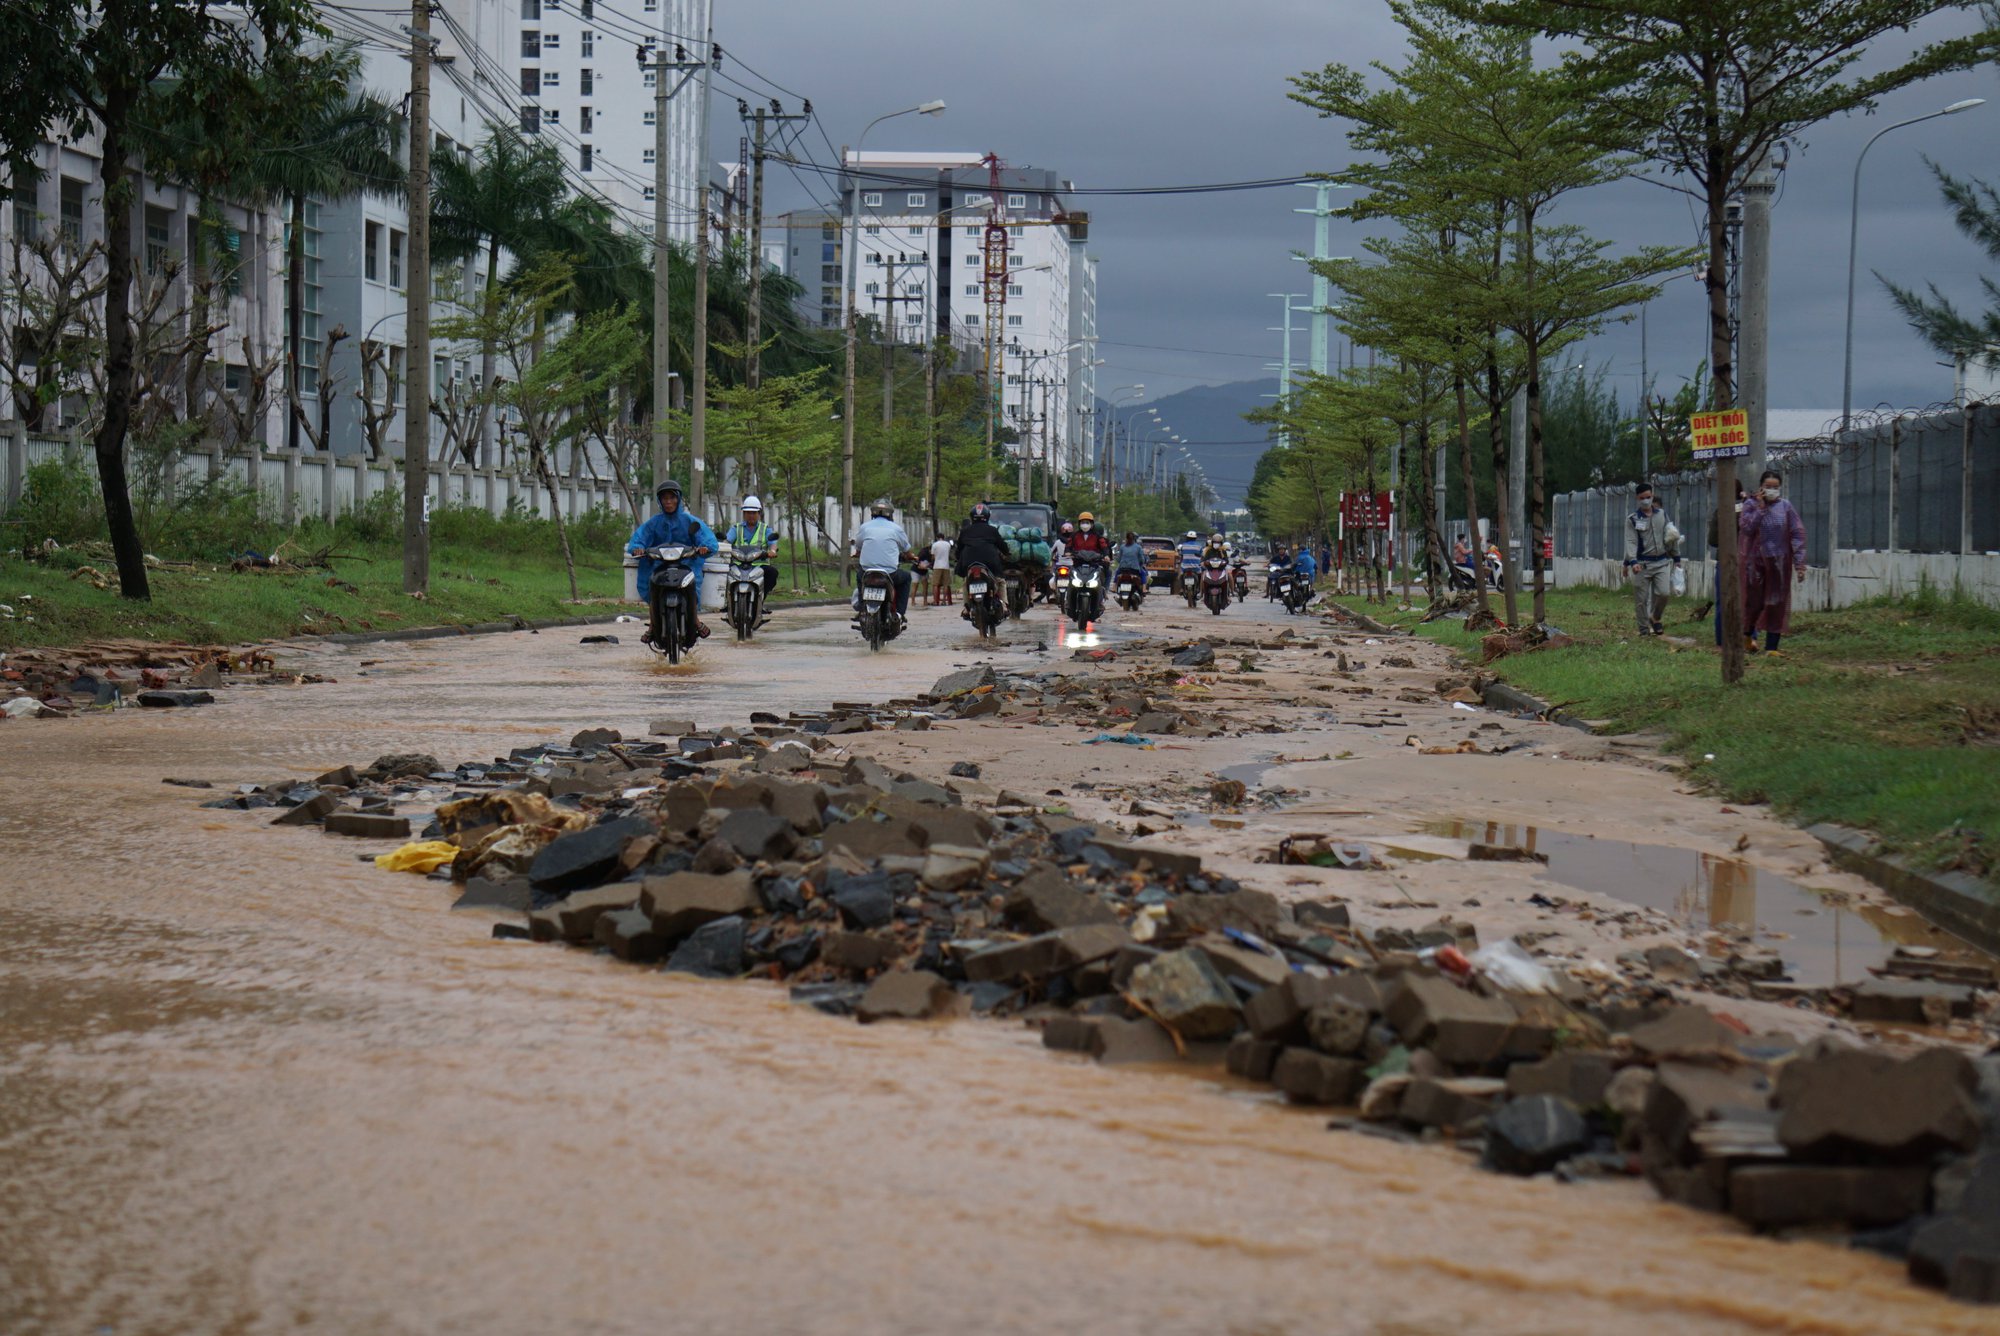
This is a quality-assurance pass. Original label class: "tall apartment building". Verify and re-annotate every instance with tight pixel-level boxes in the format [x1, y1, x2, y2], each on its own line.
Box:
[515, 0, 709, 246]
[775, 151, 1099, 476]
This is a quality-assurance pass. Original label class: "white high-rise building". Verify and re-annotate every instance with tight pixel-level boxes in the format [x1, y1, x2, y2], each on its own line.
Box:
[777, 151, 1099, 477]
[516, 0, 709, 245]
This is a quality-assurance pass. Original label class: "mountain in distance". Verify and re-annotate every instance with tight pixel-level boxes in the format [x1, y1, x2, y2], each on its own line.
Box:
[1105, 378, 1279, 509]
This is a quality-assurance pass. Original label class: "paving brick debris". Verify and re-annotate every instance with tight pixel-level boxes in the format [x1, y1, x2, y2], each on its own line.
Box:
[196, 621, 2000, 1307]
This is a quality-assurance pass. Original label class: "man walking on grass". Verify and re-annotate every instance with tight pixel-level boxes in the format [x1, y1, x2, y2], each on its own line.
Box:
[1623, 481, 1682, 637]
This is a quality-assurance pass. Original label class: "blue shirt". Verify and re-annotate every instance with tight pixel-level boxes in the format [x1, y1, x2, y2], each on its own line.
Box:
[1176, 539, 1203, 568]
[1293, 551, 1316, 580]
[1115, 541, 1146, 571]
[853, 516, 910, 571]
[628, 507, 717, 592]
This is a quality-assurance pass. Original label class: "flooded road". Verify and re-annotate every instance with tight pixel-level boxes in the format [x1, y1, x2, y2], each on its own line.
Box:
[2, 598, 1985, 1334]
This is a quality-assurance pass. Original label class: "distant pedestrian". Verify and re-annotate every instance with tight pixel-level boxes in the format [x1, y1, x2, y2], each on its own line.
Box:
[1739, 468, 1808, 657]
[1622, 482, 1682, 636]
[928, 533, 953, 606]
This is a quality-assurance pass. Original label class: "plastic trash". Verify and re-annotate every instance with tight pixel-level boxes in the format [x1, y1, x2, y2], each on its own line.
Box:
[1671, 565, 1687, 596]
[1082, 732, 1154, 748]
[1451, 701, 1481, 712]
[374, 840, 460, 873]
[1, 696, 50, 718]
[1470, 939, 1559, 994]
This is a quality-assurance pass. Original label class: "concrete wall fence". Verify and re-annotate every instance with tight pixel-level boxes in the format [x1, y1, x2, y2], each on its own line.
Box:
[1550, 403, 2000, 610]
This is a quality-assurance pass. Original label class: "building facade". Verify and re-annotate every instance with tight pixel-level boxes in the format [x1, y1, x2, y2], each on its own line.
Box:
[774, 151, 1099, 478]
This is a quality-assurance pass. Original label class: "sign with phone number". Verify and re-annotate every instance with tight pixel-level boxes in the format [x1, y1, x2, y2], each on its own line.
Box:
[1689, 408, 1750, 460]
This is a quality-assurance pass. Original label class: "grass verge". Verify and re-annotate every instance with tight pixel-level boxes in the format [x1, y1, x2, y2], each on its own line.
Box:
[1377, 584, 2000, 884]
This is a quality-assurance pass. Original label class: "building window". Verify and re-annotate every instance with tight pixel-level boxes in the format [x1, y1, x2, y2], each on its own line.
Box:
[1007, 193, 1026, 209]
[965, 194, 989, 208]
[520, 0, 538, 17]
[1010, 225, 1023, 238]
[59, 177, 84, 245]
[520, 68, 540, 95]
[821, 264, 839, 282]
[964, 225, 979, 238]
[581, 0, 591, 14]
[1007, 314, 1023, 327]
[821, 242, 835, 261]
[642, 109, 655, 125]
[579, 144, 593, 172]
[143, 206, 171, 274]
[364, 220, 381, 282]
[521, 30, 539, 57]
[1008, 253, 1022, 266]
[544, 108, 559, 122]
[580, 31, 593, 56]
[389, 227, 405, 289]
[642, 0, 655, 10]
[965, 314, 979, 326]
[864, 281, 879, 294]
[11, 182, 38, 241]
[643, 186, 656, 200]
[904, 310, 920, 323]
[863, 223, 879, 235]
[543, 71, 560, 87]
[862, 191, 882, 207]
[643, 70, 656, 87]
[963, 283, 977, 296]
[1008, 284, 1022, 297]
[290, 200, 323, 393]
[520, 106, 541, 134]
[580, 68, 593, 95]
[906, 192, 925, 207]
[963, 253, 978, 266]
[906, 226, 922, 237]
[542, 31, 559, 47]
[642, 147, 656, 163]
[580, 106, 593, 132]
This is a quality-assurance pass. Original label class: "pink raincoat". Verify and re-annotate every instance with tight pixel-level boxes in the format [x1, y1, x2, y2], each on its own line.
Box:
[1738, 496, 1807, 635]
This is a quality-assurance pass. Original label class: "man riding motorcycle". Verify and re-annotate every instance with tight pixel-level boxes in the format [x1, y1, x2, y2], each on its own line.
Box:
[850, 498, 914, 621]
[1291, 542, 1317, 602]
[1175, 529, 1204, 595]
[954, 501, 1011, 621]
[1267, 543, 1291, 598]
[626, 479, 717, 642]
[1069, 511, 1111, 560]
[723, 494, 778, 616]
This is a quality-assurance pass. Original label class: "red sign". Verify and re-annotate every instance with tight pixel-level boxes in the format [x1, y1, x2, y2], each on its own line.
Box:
[1539, 536, 1554, 561]
[1339, 491, 1393, 530]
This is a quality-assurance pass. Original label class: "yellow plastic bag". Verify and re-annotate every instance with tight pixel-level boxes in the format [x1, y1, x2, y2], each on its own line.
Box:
[374, 840, 460, 873]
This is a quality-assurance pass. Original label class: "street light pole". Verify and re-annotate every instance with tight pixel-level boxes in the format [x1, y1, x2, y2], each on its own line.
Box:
[841, 99, 945, 580]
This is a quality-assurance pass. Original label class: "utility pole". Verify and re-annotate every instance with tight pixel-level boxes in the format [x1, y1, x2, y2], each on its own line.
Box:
[740, 99, 808, 391]
[1264, 292, 1305, 445]
[1740, 144, 1775, 478]
[1508, 386, 1525, 603]
[1639, 302, 1651, 477]
[924, 336, 939, 537]
[402, 0, 434, 594]
[643, 38, 709, 491]
[688, 27, 718, 514]
[1294, 182, 1346, 376]
[874, 253, 926, 437]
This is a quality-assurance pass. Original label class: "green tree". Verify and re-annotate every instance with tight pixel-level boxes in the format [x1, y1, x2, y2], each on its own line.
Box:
[1880, 161, 2000, 376]
[0, 0, 327, 599]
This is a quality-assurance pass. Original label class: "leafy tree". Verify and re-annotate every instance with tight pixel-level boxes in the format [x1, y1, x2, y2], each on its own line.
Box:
[1880, 161, 2000, 376]
[0, 0, 328, 598]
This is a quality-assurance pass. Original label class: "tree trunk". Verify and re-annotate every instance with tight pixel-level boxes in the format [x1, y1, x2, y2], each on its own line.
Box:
[1526, 330, 1546, 627]
[1484, 343, 1516, 626]
[1707, 140, 1744, 684]
[1416, 415, 1441, 602]
[475, 234, 499, 467]
[93, 108, 151, 600]
[287, 191, 304, 454]
[535, 447, 579, 601]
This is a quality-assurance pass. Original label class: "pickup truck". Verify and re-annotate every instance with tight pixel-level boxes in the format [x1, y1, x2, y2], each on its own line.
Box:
[1141, 535, 1179, 588]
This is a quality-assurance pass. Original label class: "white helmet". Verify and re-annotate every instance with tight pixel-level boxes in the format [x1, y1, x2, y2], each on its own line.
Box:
[741, 495, 763, 512]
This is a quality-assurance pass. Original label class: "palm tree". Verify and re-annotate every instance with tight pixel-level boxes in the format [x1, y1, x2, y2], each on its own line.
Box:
[239, 50, 403, 454]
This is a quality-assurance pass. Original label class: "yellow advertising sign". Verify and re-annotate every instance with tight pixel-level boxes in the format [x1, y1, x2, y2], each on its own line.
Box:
[1689, 408, 1750, 460]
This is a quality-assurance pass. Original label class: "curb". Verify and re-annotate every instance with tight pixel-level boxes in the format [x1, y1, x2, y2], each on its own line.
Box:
[1477, 679, 1601, 734]
[308, 597, 854, 648]
[1807, 824, 2000, 958]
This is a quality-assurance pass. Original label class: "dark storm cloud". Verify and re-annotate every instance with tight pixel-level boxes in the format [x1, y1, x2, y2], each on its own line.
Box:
[717, 0, 1998, 422]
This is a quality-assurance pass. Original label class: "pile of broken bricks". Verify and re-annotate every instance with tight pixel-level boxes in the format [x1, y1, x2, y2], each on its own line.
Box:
[192, 659, 2000, 1307]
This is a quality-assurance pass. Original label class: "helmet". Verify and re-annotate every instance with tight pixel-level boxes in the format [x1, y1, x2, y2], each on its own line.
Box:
[870, 497, 893, 517]
[656, 479, 683, 498]
[1184, 530, 1199, 541]
[741, 494, 763, 512]
[1211, 533, 1224, 543]
[1077, 511, 1094, 524]
[1059, 521, 1075, 535]
[970, 502, 991, 522]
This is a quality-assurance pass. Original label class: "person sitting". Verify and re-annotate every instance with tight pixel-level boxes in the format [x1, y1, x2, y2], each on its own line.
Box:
[626, 479, 716, 641]
[1115, 530, 1147, 577]
[850, 498, 914, 620]
[1069, 511, 1111, 560]
[723, 494, 779, 618]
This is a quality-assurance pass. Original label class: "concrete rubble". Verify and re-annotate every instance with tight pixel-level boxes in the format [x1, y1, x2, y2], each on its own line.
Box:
[196, 623, 2000, 1307]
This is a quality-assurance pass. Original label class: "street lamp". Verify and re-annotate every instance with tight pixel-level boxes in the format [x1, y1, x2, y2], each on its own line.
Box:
[841, 98, 946, 580]
[1841, 97, 1985, 434]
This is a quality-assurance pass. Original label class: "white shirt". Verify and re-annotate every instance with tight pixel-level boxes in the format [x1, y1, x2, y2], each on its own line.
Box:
[929, 537, 951, 569]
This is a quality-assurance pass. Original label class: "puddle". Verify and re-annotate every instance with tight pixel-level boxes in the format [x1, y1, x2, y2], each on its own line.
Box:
[1417, 819, 1998, 987]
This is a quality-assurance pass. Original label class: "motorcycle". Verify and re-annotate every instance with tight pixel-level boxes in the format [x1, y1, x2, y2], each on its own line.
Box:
[1448, 552, 1505, 592]
[724, 549, 769, 641]
[1056, 552, 1107, 627]
[854, 568, 904, 652]
[963, 562, 1004, 638]
[1201, 554, 1232, 615]
[1113, 566, 1146, 612]
[1180, 563, 1202, 609]
[1230, 560, 1249, 601]
[1276, 566, 1311, 615]
[1005, 567, 1031, 619]
[643, 543, 704, 664]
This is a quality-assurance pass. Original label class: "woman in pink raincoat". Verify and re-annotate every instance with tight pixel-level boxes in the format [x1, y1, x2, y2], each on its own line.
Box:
[1738, 467, 1808, 657]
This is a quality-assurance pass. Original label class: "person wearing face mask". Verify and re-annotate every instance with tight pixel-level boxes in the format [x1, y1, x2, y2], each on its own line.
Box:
[1622, 481, 1683, 636]
[1738, 468, 1808, 657]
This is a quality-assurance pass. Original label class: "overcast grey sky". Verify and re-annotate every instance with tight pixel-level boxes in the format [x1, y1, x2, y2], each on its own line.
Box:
[717, 0, 1998, 425]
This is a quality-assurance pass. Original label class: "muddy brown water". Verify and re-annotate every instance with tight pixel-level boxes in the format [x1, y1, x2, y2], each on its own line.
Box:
[1412, 819, 1997, 989]
[2, 602, 1986, 1333]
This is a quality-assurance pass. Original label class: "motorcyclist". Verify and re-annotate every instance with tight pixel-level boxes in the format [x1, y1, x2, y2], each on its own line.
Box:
[1175, 529, 1204, 595]
[1267, 543, 1292, 598]
[1292, 541, 1318, 601]
[850, 497, 914, 622]
[1069, 511, 1111, 560]
[723, 494, 778, 615]
[954, 501, 1012, 621]
[626, 479, 717, 642]
[1201, 532, 1230, 564]
[1114, 529, 1147, 578]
